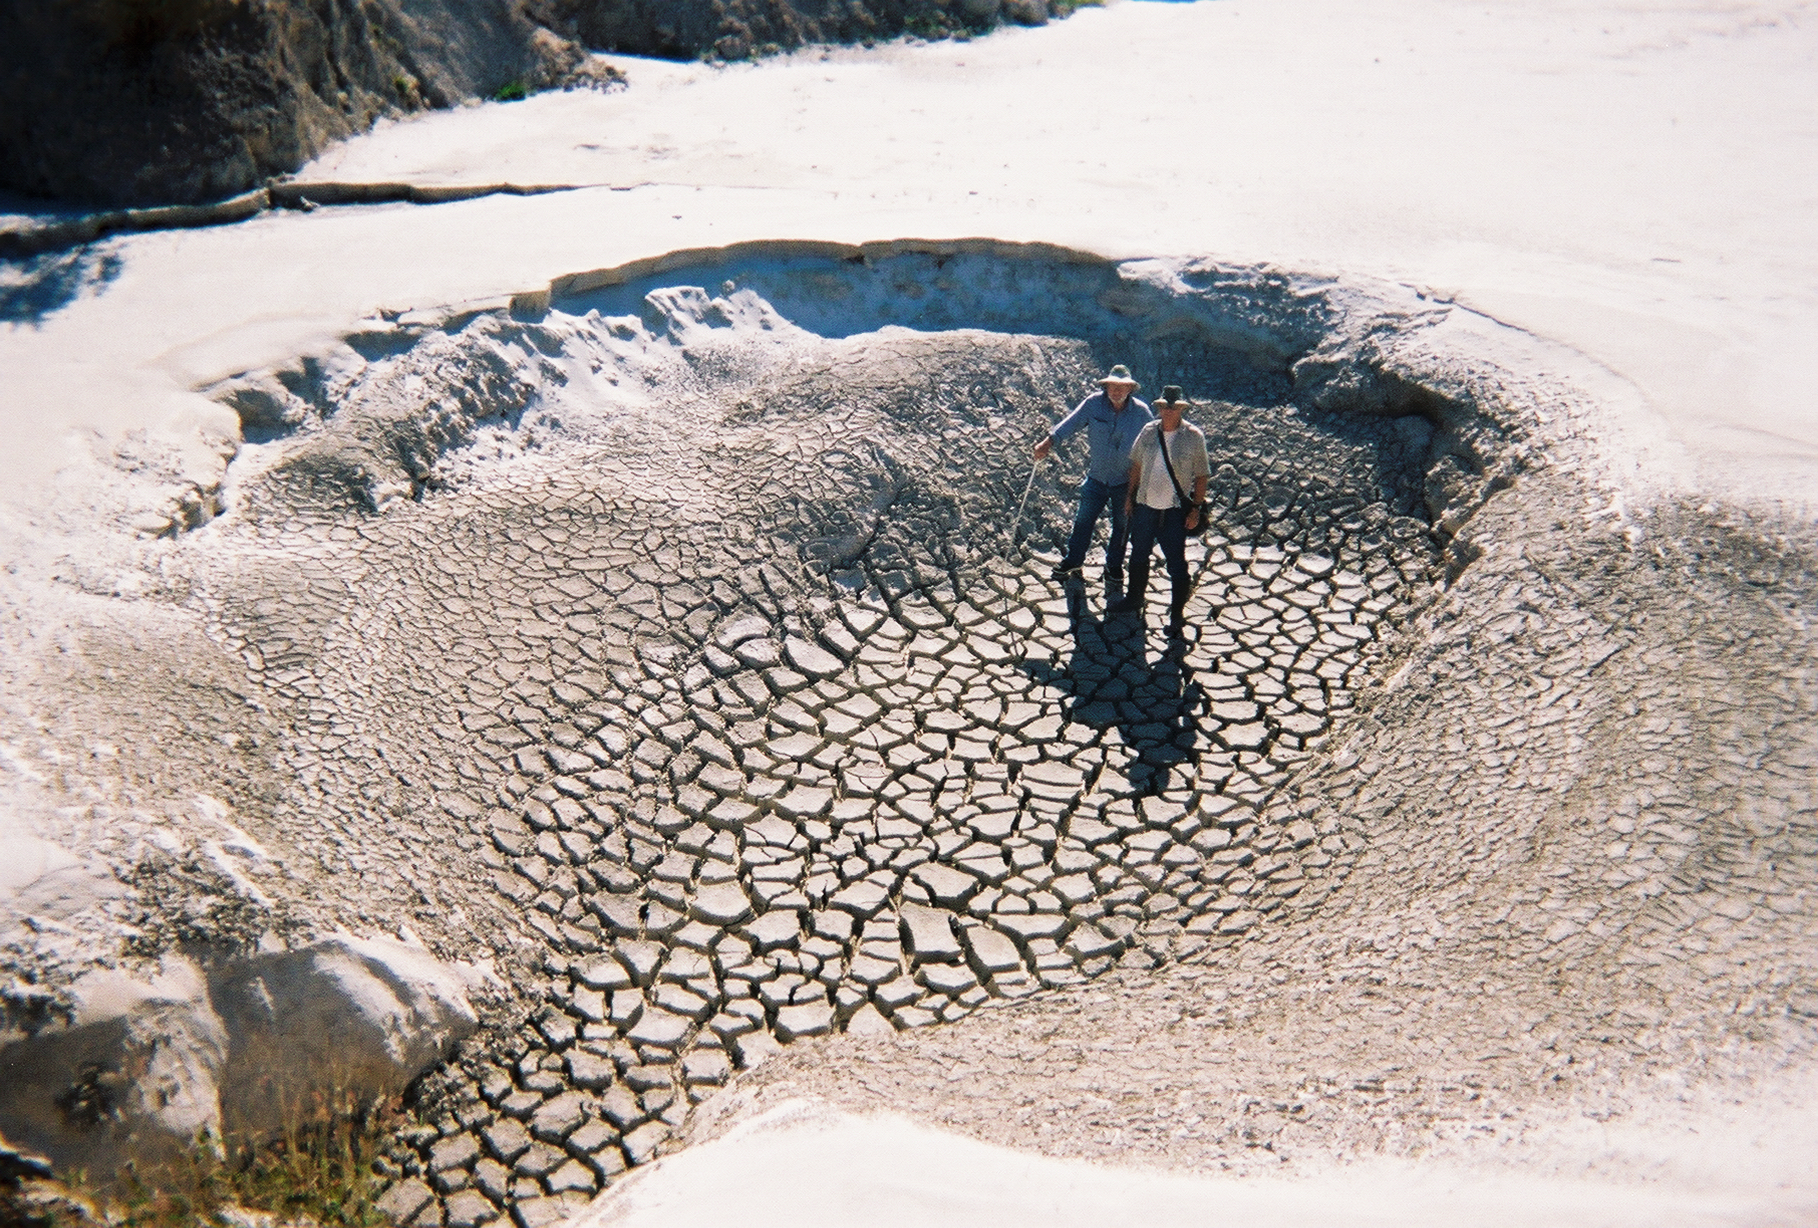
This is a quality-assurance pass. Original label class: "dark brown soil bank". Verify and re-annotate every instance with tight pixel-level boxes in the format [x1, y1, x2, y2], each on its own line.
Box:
[530, 0, 1059, 62]
[0, 0, 1068, 209]
[0, 0, 582, 207]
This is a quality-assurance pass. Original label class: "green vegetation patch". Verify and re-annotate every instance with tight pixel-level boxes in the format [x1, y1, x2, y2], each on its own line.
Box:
[54, 1093, 405, 1228]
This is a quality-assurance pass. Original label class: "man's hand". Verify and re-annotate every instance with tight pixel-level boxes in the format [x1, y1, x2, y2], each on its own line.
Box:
[1185, 505, 1200, 530]
[1033, 437, 1052, 462]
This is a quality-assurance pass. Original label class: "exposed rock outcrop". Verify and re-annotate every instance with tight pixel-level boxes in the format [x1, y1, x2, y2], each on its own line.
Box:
[529, 0, 1059, 63]
[0, 0, 1066, 208]
[0, 0, 580, 206]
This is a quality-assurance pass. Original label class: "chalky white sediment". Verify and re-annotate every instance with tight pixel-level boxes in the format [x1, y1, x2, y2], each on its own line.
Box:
[0, 0, 1813, 1224]
[572, 1097, 1816, 1228]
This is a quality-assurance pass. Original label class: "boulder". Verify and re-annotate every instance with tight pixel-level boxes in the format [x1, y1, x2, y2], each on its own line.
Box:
[0, 956, 226, 1180]
[209, 935, 483, 1140]
[0, 936, 483, 1184]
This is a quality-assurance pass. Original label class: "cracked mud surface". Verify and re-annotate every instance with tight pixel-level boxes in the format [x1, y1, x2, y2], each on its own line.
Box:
[710, 489, 1818, 1188]
[197, 315, 1446, 1226]
[3, 249, 1813, 1226]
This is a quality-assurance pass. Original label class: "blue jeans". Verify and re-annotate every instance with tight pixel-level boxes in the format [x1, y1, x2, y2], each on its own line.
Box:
[1127, 504, 1190, 613]
[1062, 477, 1130, 574]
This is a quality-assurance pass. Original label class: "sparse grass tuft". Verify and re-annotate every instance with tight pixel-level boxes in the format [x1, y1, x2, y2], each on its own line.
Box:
[67, 1089, 404, 1228]
[491, 81, 528, 102]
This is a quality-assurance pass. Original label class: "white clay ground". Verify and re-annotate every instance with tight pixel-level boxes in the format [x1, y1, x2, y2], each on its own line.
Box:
[1, 2, 1814, 1226]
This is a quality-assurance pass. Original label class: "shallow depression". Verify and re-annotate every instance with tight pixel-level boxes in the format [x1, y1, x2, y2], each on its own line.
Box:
[174, 243, 1522, 1224]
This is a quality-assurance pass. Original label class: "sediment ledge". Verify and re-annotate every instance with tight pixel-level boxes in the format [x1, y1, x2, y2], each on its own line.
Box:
[0, 183, 596, 260]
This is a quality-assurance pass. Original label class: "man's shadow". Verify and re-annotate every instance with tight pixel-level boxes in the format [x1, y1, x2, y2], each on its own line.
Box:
[1023, 580, 1207, 795]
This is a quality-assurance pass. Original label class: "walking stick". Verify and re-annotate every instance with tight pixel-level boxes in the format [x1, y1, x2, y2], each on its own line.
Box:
[1005, 457, 1041, 551]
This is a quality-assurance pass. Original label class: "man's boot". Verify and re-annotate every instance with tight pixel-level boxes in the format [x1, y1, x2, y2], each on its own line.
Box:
[1112, 560, 1148, 614]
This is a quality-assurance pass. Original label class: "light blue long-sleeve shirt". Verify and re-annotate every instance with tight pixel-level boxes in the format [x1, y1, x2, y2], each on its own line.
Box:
[1048, 390, 1153, 484]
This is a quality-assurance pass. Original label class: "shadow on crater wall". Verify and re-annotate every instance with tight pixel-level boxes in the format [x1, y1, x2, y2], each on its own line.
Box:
[0, 245, 122, 324]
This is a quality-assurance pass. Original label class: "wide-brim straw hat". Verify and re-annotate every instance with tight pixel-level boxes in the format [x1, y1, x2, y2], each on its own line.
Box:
[1098, 364, 1140, 389]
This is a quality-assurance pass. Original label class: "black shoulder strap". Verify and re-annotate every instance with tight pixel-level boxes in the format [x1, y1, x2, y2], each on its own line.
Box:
[1156, 425, 1193, 510]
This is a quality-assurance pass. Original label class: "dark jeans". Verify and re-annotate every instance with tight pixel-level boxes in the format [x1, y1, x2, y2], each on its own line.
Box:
[1127, 503, 1190, 613]
[1061, 477, 1130, 573]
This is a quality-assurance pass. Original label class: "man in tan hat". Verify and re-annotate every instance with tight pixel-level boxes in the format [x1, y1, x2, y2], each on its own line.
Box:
[1109, 386, 1209, 636]
[1033, 363, 1152, 583]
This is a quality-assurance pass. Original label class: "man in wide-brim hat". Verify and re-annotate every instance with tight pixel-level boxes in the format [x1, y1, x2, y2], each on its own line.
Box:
[1110, 385, 1209, 637]
[1033, 364, 1153, 584]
